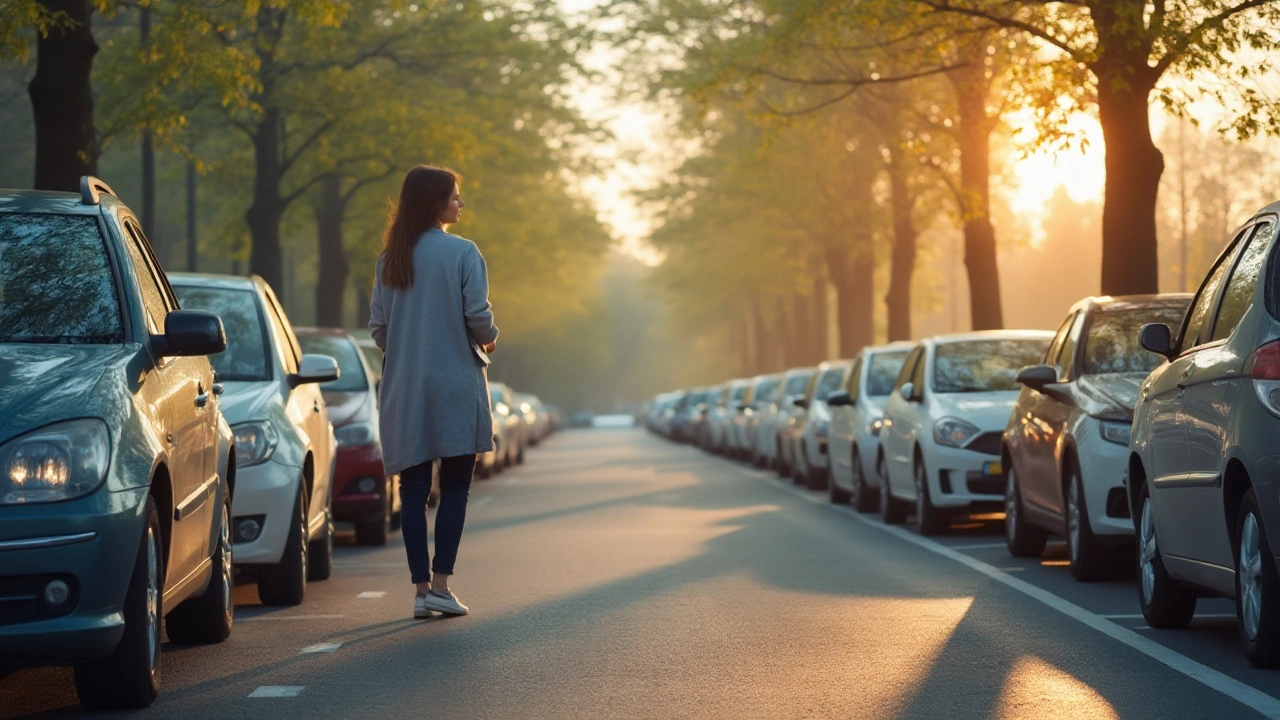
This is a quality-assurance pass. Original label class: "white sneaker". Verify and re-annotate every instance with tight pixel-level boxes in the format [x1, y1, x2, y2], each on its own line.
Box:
[422, 590, 469, 616]
[414, 595, 433, 619]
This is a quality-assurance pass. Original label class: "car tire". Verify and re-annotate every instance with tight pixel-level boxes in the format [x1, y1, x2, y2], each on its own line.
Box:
[1137, 482, 1196, 629]
[166, 492, 234, 644]
[1067, 468, 1109, 582]
[75, 496, 163, 710]
[775, 439, 789, 478]
[806, 465, 827, 492]
[792, 445, 808, 486]
[914, 460, 949, 536]
[851, 451, 877, 513]
[880, 456, 907, 525]
[829, 469, 852, 505]
[516, 443, 526, 464]
[257, 487, 308, 606]
[1005, 462, 1047, 557]
[308, 505, 334, 581]
[1236, 488, 1280, 668]
[356, 482, 392, 546]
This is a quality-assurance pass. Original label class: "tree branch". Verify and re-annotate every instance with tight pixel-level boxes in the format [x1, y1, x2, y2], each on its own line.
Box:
[1154, 0, 1277, 76]
[915, 0, 1084, 61]
[280, 119, 335, 176]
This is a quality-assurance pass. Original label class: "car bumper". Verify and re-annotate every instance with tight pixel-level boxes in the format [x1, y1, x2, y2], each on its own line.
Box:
[927, 444, 1005, 509]
[332, 443, 387, 523]
[0, 486, 147, 667]
[1077, 434, 1134, 538]
[231, 456, 302, 566]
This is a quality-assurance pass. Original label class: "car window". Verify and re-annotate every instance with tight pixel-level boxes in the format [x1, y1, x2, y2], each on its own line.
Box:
[814, 367, 846, 400]
[0, 213, 124, 343]
[846, 357, 864, 401]
[755, 378, 780, 403]
[1212, 221, 1274, 342]
[1045, 313, 1074, 366]
[730, 384, 748, 402]
[258, 290, 299, 374]
[784, 372, 813, 397]
[1055, 313, 1084, 379]
[910, 348, 926, 396]
[122, 223, 172, 334]
[894, 348, 923, 391]
[866, 350, 909, 396]
[298, 335, 369, 392]
[1181, 228, 1247, 350]
[933, 339, 1051, 393]
[1082, 305, 1190, 375]
[171, 285, 271, 381]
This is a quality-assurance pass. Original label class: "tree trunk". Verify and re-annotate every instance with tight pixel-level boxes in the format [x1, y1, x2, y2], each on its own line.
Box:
[355, 280, 371, 329]
[951, 63, 1003, 330]
[825, 243, 858, 357]
[751, 300, 769, 374]
[29, 0, 97, 191]
[186, 161, 198, 271]
[246, 106, 285, 293]
[314, 173, 349, 327]
[140, 5, 155, 240]
[811, 273, 829, 362]
[851, 247, 875, 348]
[790, 293, 812, 367]
[1096, 71, 1162, 296]
[884, 144, 917, 341]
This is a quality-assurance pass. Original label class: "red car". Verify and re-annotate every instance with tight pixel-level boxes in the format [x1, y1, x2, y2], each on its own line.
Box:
[296, 327, 401, 545]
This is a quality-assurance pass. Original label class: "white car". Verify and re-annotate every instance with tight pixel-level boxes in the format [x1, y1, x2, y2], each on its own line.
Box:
[754, 367, 815, 472]
[826, 342, 914, 510]
[879, 331, 1053, 535]
[171, 274, 340, 605]
[708, 379, 750, 454]
[789, 360, 852, 490]
[737, 374, 782, 462]
[490, 382, 524, 468]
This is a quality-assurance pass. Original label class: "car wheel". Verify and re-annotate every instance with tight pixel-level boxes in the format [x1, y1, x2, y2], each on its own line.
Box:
[257, 487, 307, 606]
[356, 481, 392, 546]
[829, 462, 852, 505]
[75, 496, 163, 709]
[1237, 488, 1280, 667]
[1137, 482, 1196, 629]
[166, 492, 234, 644]
[1067, 468, 1109, 582]
[1005, 462, 1047, 557]
[806, 464, 827, 492]
[792, 444, 808, 486]
[914, 460, 949, 536]
[851, 450, 877, 513]
[308, 505, 334, 581]
[880, 455, 907, 525]
[775, 439, 789, 478]
[516, 443, 526, 464]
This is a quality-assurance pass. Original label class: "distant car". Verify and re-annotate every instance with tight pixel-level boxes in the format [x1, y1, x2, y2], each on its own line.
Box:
[0, 179, 234, 709]
[738, 374, 782, 464]
[295, 328, 402, 546]
[490, 382, 525, 466]
[170, 273, 340, 605]
[570, 410, 596, 428]
[515, 393, 550, 444]
[708, 379, 750, 454]
[1001, 295, 1190, 580]
[1129, 212, 1280, 667]
[788, 360, 852, 490]
[879, 331, 1053, 535]
[764, 368, 816, 476]
[827, 342, 914, 510]
[545, 403, 564, 430]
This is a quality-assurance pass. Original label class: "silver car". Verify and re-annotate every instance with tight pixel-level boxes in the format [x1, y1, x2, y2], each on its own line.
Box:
[788, 360, 852, 490]
[1129, 211, 1280, 667]
[754, 368, 815, 473]
[826, 342, 914, 510]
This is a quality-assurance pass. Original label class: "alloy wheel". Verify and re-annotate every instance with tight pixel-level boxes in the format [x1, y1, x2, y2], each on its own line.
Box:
[1240, 512, 1264, 641]
[300, 499, 309, 583]
[915, 466, 925, 519]
[219, 503, 233, 622]
[1068, 476, 1081, 562]
[145, 526, 160, 680]
[1005, 469, 1018, 544]
[1140, 498, 1158, 605]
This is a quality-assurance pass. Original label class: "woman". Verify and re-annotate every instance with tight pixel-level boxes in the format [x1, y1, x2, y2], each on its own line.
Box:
[370, 165, 498, 618]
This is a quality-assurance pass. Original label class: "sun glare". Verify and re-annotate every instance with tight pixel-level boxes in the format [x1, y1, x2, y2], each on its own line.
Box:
[1006, 112, 1106, 238]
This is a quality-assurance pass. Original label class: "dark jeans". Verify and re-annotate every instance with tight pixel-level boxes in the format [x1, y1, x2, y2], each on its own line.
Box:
[401, 454, 475, 583]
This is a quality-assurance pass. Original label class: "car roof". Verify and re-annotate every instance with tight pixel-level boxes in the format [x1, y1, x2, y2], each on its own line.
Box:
[817, 359, 852, 372]
[784, 366, 817, 376]
[168, 272, 262, 291]
[0, 188, 114, 216]
[865, 341, 916, 355]
[1067, 293, 1193, 315]
[924, 329, 1055, 346]
[294, 326, 352, 338]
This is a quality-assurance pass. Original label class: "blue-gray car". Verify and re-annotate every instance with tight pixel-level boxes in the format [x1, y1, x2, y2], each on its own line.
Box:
[0, 178, 236, 709]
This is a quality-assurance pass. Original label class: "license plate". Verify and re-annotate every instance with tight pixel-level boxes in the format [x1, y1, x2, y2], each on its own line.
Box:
[983, 460, 1003, 477]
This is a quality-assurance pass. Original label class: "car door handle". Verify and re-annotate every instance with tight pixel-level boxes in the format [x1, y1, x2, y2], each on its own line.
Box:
[212, 382, 224, 396]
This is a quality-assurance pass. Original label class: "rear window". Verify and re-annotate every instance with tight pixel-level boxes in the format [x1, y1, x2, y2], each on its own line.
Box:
[933, 339, 1050, 393]
[1082, 305, 1189, 375]
[172, 285, 271, 381]
[298, 334, 369, 392]
[0, 213, 123, 343]
[866, 351, 909, 396]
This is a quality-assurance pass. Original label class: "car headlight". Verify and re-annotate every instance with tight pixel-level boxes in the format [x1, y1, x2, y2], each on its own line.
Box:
[335, 421, 377, 448]
[934, 417, 981, 448]
[233, 421, 279, 467]
[869, 419, 883, 437]
[1099, 420, 1132, 446]
[0, 419, 111, 505]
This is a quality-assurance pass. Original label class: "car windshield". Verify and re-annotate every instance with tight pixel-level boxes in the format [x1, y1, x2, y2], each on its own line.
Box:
[867, 351, 909, 396]
[171, 285, 271, 381]
[754, 379, 780, 401]
[1082, 306, 1189, 375]
[730, 385, 748, 402]
[784, 372, 814, 396]
[358, 343, 382, 379]
[933, 339, 1050, 393]
[298, 334, 368, 392]
[0, 213, 123, 344]
[814, 367, 846, 400]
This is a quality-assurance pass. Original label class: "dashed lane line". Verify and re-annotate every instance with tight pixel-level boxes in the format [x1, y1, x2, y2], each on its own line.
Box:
[240, 614, 344, 622]
[249, 686, 305, 698]
[749, 468, 1280, 720]
[357, 591, 387, 599]
[299, 642, 342, 654]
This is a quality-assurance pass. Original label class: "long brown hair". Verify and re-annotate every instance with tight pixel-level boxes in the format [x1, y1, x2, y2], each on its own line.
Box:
[379, 165, 460, 289]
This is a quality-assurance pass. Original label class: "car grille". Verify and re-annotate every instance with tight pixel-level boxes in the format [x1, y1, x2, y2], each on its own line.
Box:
[0, 574, 78, 626]
[964, 432, 1002, 456]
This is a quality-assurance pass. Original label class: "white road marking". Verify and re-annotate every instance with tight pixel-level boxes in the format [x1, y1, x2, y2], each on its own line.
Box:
[299, 642, 342, 654]
[241, 614, 344, 622]
[357, 591, 387, 599]
[471, 496, 493, 509]
[249, 686, 305, 698]
[1102, 614, 1237, 620]
[950, 542, 1010, 551]
[757, 474, 1280, 719]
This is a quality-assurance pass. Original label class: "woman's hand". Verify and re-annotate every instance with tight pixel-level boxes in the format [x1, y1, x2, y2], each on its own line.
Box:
[483, 341, 497, 354]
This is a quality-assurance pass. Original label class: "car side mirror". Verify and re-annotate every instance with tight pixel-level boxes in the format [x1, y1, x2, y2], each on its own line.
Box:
[1016, 364, 1059, 391]
[899, 382, 915, 402]
[827, 390, 852, 407]
[1140, 323, 1175, 360]
[290, 353, 340, 387]
[793, 397, 809, 409]
[158, 310, 226, 357]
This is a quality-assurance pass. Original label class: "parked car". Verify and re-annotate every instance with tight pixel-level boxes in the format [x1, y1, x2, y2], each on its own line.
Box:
[570, 410, 596, 428]
[170, 273, 339, 605]
[515, 393, 550, 445]
[709, 379, 751, 454]
[1001, 295, 1191, 580]
[739, 374, 783, 464]
[0, 179, 234, 709]
[768, 368, 817, 477]
[788, 360, 852, 490]
[879, 331, 1053, 535]
[827, 342, 914, 510]
[295, 328, 401, 546]
[1128, 213, 1280, 667]
[477, 412, 501, 478]
[490, 381, 525, 466]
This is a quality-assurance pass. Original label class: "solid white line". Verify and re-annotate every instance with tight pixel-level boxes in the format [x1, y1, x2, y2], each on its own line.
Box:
[249, 686, 304, 698]
[949, 542, 1010, 551]
[759, 475, 1280, 719]
[241, 614, 344, 622]
[357, 591, 386, 599]
[299, 642, 342, 654]
[1101, 614, 1237, 620]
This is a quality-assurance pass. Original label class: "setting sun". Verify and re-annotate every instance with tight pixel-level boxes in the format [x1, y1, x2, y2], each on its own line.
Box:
[1006, 112, 1107, 239]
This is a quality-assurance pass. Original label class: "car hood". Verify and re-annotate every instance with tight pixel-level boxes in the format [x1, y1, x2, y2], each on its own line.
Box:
[322, 389, 371, 427]
[220, 380, 281, 424]
[1074, 373, 1147, 420]
[0, 343, 143, 443]
[931, 391, 1020, 431]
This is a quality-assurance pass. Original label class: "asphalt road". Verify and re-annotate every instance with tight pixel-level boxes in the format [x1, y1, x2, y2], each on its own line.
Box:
[4, 428, 1280, 719]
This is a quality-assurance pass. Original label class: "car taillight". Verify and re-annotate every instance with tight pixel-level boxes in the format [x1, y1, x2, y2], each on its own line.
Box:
[1252, 341, 1280, 380]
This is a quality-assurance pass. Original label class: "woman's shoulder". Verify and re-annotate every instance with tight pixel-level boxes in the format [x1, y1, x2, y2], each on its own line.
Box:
[435, 230, 483, 258]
